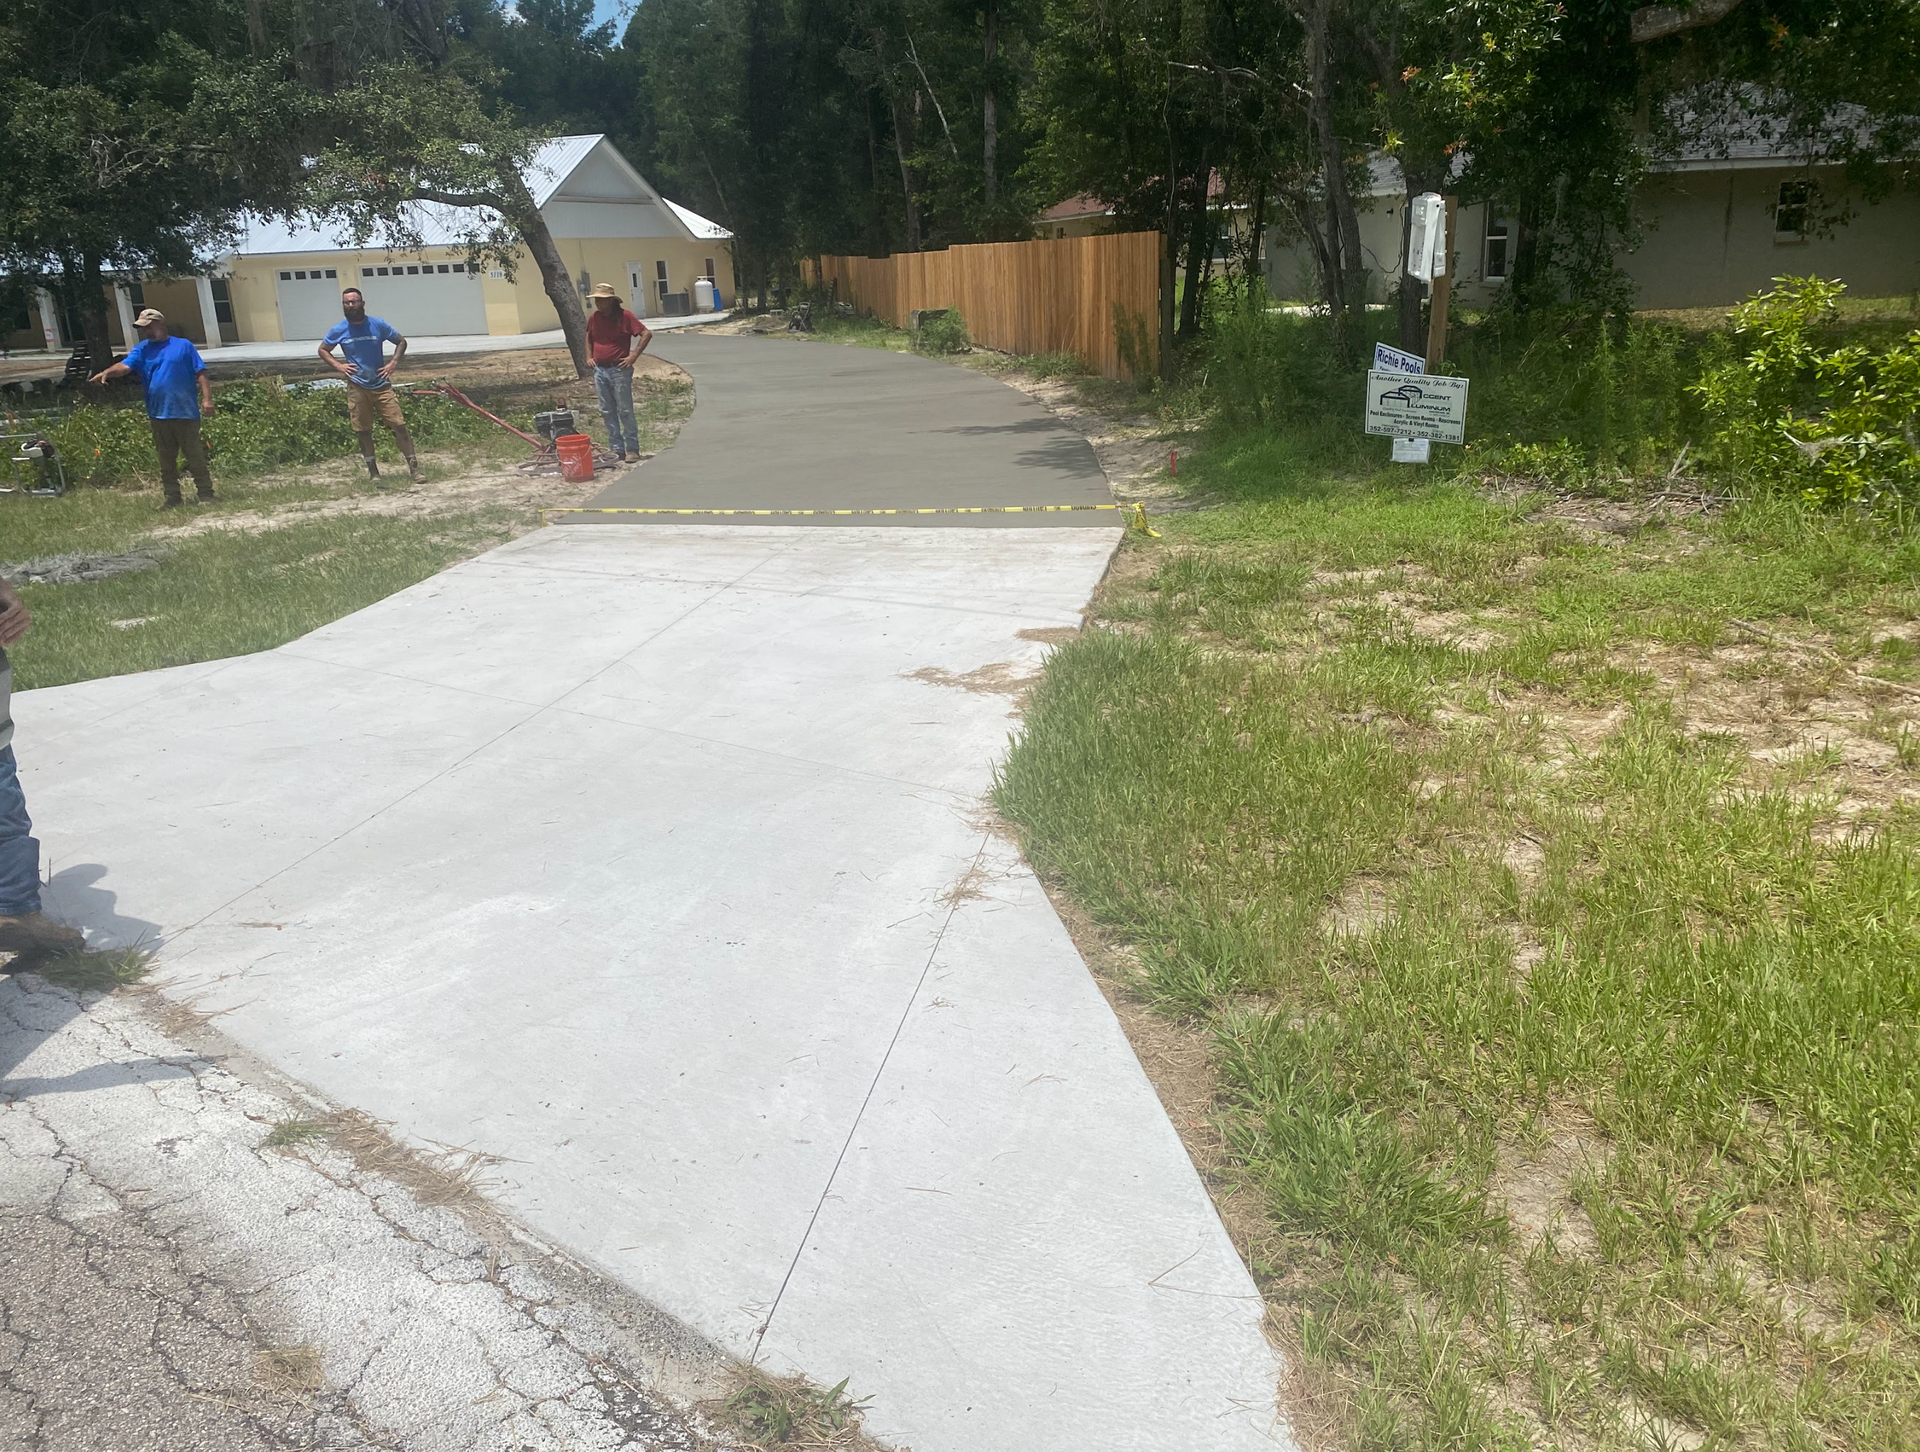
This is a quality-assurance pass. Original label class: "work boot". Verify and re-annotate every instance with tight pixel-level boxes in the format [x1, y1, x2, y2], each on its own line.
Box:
[195, 489, 216, 503]
[0, 912, 86, 960]
[406, 456, 425, 486]
[363, 455, 381, 480]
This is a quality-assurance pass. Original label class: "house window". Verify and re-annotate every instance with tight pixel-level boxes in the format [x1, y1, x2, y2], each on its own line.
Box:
[1056, 227, 1066, 239]
[324, 268, 337, 278]
[406, 264, 419, 274]
[377, 267, 389, 276]
[452, 263, 466, 273]
[126, 281, 146, 306]
[279, 271, 292, 281]
[655, 259, 669, 304]
[1484, 218, 1512, 281]
[703, 257, 715, 279]
[210, 278, 234, 327]
[1776, 180, 1811, 240]
[362, 267, 374, 277]
[437, 263, 449, 273]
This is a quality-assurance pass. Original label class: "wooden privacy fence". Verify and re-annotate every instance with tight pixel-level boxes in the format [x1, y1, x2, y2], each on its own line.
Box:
[809, 232, 1162, 380]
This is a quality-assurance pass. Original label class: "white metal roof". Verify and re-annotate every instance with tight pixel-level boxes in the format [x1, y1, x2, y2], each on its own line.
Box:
[665, 198, 731, 240]
[230, 136, 729, 256]
[525, 135, 602, 208]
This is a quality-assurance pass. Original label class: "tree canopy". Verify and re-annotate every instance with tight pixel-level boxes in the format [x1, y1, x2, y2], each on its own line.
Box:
[7, 0, 1914, 368]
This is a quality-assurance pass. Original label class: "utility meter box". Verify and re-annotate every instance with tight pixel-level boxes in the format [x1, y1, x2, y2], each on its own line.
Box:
[1406, 192, 1447, 282]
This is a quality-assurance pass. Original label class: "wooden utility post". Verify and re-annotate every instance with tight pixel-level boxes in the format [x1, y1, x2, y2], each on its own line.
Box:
[1424, 195, 1457, 370]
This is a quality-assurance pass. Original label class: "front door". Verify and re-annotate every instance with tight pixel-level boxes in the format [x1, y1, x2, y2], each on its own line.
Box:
[627, 263, 647, 317]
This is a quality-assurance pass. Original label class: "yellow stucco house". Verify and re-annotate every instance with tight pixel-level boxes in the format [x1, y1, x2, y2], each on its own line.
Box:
[1261, 128, 1920, 311]
[4, 135, 733, 355]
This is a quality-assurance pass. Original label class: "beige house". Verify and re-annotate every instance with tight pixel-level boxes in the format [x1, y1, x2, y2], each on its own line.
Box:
[1264, 139, 1920, 311]
[2, 135, 733, 355]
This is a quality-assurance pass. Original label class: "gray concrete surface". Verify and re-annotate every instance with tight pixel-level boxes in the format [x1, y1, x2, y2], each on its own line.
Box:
[578, 335, 1117, 525]
[18, 525, 1287, 1452]
[0, 969, 734, 1451]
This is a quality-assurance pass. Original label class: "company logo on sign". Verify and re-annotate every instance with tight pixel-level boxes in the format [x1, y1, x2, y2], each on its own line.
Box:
[1364, 369, 1469, 445]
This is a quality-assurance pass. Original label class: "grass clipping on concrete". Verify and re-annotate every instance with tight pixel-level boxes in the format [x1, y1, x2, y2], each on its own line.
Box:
[996, 440, 1920, 1451]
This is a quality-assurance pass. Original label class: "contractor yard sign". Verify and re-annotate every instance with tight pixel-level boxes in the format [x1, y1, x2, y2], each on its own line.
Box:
[1364, 371, 1470, 446]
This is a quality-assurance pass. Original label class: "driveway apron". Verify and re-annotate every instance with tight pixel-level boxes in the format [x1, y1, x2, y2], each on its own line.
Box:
[18, 337, 1287, 1452]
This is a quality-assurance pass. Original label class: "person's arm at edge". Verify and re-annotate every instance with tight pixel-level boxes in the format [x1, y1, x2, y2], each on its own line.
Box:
[89, 342, 138, 386]
[0, 577, 30, 649]
[622, 312, 652, 368]
[192, 345, 214, 418]
[318, 336, 355, 379]
[379, 326, 407, 382]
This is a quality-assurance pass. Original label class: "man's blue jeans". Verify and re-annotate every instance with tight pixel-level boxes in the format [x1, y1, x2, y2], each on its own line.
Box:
[0, 746, 42, 917]
[594, 365, 639, 455]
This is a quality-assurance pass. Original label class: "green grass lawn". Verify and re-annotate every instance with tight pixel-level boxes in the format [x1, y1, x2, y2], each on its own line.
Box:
[3, 358, 690, 690]
[7, 508, 519, 689]
[997, 427, 1920, 1451]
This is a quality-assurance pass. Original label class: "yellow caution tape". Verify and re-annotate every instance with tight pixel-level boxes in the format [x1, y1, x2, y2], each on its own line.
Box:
[540, 503, 1130, 524]
[1128, 501, 1162, 537]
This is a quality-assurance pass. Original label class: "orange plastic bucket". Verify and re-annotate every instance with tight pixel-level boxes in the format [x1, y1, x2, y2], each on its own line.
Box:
[556, 433, 595, 483]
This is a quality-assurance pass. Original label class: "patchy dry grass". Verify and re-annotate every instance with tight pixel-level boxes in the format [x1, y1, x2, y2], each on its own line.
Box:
[16, 944, 153, 993]
[712, 1366, 881, 1450]
[997, 421, 1920, 1451]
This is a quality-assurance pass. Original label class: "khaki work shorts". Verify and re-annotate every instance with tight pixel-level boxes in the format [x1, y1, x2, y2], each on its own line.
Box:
[347, 383, 406, 431]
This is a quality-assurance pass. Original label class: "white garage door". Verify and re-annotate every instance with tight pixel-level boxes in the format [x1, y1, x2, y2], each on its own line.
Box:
[348, 262, 487, 338]
[274, 266, 349, 340]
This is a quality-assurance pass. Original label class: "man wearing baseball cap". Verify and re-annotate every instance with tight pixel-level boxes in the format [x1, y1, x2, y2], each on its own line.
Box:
[90, 309, 217, 508]
[586, 282, 651, 463]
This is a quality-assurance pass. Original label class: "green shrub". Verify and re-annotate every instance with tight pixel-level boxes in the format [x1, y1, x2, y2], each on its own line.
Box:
[40, 379, 510, 488]
[910, 308, 971, 355]
[1693, 275, 1920, 511]
[1453, 308, 1695, 471]
[1192, 299, 1365, 432]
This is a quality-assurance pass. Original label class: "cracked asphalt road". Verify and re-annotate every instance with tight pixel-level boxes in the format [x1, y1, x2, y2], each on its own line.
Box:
[0, 966, 743, 1451]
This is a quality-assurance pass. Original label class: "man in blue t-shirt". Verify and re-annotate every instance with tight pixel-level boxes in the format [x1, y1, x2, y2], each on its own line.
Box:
[89, 308, 216, 508]
[318, 288, 424, 486]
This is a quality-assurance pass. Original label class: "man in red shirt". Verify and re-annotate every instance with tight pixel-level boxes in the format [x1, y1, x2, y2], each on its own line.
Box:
[585, 283, 653, 463]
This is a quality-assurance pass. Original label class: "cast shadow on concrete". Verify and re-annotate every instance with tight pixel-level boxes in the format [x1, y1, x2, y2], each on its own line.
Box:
[43, 864, 164, 952]
[0, 864, 168, 1084]
[1, 1051, 197, 1099]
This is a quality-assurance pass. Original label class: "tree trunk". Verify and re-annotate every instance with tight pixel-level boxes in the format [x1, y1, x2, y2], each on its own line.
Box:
[982, 0, 998, 211]
[389, 0, 450, 66]
[1511, 193, 1542, 314]
[75, 252, 114, 373]
[1177, 161, 1210, 338]
[1246, 178, 1268, 295]
[1306, 0, 1364, 363]
[1159, 234, 1176, 382]
[507, 175, 590, 376]
[890, 94, 922, 251]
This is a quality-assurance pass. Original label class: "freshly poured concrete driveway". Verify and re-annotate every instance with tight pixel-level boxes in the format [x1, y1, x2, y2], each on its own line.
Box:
[17, 338, 1285, 1452]
[581, 331, 1119, 523]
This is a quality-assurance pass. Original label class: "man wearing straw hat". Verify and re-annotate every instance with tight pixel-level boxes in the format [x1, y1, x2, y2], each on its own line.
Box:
[585, 282, 652, 463]
[89, 308, 217, 508]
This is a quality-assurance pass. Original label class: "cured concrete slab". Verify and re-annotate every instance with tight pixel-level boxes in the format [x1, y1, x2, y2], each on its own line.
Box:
[578, 335, 1117, 526]
[17, 526, 1287, 1452]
